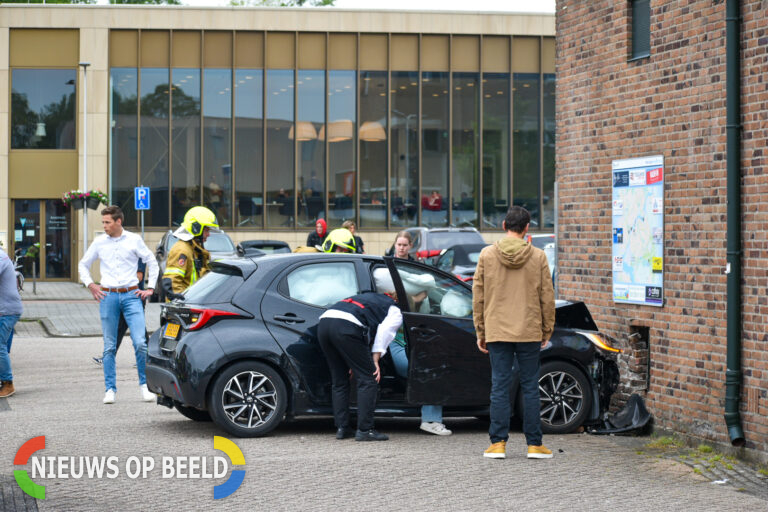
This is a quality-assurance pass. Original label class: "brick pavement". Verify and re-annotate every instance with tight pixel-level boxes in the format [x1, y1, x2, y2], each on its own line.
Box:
[19, 282, 161, 337]
[1, 334, 766, 511]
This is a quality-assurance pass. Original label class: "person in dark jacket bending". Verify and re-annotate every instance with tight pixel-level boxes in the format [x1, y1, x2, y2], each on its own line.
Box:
[317, 268, 402, 441]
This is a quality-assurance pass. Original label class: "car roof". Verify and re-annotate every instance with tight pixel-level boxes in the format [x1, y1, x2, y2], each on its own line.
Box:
[443, 243, 488, 259]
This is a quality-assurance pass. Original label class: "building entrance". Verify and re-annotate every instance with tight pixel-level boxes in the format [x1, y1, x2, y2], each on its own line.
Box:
[12, 199, 73, 280]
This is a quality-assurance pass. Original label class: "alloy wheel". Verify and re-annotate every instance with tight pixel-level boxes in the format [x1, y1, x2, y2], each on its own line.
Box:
[539, 369, 585, 428]
[221, 371, 278, 429]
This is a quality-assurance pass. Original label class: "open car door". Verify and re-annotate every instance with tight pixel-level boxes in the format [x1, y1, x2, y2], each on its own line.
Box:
[385, 258, 491, 406]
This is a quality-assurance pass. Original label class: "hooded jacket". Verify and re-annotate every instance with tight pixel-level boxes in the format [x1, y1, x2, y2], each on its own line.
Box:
[472, 236, 555, 343]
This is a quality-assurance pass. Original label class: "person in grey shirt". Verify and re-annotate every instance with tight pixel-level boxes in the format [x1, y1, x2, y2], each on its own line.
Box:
[0, 247, 23, 398]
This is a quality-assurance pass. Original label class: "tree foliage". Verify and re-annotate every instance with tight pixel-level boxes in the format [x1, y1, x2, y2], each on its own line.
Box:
[229, 0, 335, 6]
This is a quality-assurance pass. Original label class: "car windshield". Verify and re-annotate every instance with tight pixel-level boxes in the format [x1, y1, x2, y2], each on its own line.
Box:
[165, 232, 235, 253]
[183, 267, 244, 304]
[426, 232, 484, 250]
[254, 245, 290, 254]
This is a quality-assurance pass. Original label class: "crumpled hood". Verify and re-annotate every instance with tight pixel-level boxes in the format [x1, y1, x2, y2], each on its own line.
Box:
[493, 237, 532, 269]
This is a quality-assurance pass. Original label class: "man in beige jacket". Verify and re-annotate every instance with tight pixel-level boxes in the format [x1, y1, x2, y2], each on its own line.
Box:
[473, 206, 555, 460]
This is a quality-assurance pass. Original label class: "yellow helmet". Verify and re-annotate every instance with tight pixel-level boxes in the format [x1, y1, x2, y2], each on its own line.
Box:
[183, 206, 219, 237]
[321, 228, 357, 253]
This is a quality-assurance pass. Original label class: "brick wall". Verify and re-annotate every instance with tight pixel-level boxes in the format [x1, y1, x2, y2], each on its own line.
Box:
[556, 0, 767, 452]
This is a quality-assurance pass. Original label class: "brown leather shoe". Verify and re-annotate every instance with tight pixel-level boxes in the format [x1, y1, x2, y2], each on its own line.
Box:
[0, 381, 15, 398]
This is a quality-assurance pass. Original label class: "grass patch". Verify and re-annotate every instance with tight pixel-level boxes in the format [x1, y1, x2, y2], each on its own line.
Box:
[725, 464, 734, 471]
[693, 468, 702, 475]
[709, 455, 722, 463]
[758, 468, 768, 477]
[646, 436, 682, 449]
[697, 444, 714, 454]
[636, 450, 644, 455]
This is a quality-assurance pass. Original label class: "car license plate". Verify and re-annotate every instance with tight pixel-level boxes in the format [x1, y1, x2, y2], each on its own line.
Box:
[164, 323, 180, 338]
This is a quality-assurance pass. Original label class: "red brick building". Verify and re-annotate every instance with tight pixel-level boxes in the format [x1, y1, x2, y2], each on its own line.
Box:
[556, 0, 767, 456]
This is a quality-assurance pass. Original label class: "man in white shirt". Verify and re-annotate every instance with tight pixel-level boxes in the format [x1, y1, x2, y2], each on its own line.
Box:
[78, 205, 159, 404]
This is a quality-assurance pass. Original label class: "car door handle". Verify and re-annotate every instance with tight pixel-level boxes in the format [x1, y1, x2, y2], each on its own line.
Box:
[273, 314, 305, 324]
[410, 326, 437, 336]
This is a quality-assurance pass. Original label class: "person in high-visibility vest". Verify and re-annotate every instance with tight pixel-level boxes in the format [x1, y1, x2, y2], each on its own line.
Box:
[161, 206, 218, 301]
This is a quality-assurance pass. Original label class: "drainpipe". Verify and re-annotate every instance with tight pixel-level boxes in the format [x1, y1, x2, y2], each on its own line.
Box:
[724, 0, 745, 447]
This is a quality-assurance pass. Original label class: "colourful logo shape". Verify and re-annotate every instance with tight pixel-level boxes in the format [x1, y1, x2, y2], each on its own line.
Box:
[14, 436, 46, 500]
[213, 436, 245, 500]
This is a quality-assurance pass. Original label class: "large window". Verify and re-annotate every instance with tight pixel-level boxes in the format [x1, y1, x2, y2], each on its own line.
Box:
[359, 70, 388, 228]
[482, 73, 510, 229]
[266, 70, 295, 228]
[110, 68, 138, 227]
[421, 72, 449, 228]
[631, 0, 651, 60]
[11, 69, 76, 150]
[297, 70, 326, 228]
[327, 71, 356, 228]
[106, 32, 553, 232]
[513, 73, 540, 228]
[390, 71, 419, 228]
[542, 73, 556, 229]
[171, 68, 201, 227]
[234, 69, 264, 228]
[452, 72, 479, 228]
[140, 68, 170, 227]
[203, 69, 233, 226]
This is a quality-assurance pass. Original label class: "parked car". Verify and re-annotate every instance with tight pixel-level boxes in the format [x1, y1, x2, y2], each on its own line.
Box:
[387, 227, 486, 264]
[239, 239, 292, 258]
[151, 229, 240, 302]
[529, 233, 556, 278]
[434, 243, 488, 281]
[146, 253, 621, 438]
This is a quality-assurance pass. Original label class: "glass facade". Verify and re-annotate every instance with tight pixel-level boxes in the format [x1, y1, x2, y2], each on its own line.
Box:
[110, 68, 139, 227]
[513, 73, 540, 227]
[107, 32, 554, 232]
[421, 72, 449, 228]
[452, 72, 479, 228]
[327, 70, 356, 228]
[11, 69, 76, 150]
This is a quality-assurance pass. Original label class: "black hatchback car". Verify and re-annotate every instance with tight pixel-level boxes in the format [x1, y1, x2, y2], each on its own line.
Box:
[146, 253, 620, 438]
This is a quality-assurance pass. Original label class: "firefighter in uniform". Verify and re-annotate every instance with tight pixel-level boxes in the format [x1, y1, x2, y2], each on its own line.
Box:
[161, 206, 218, 301]
[320, 228, 357, 253]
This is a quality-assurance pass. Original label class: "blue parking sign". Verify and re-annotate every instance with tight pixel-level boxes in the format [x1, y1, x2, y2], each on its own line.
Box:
[135, 187, 150, 210]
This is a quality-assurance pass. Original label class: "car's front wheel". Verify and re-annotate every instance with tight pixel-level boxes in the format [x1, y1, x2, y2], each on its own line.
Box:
[208, 361, 287, 438]
[538, 361, 591, 434]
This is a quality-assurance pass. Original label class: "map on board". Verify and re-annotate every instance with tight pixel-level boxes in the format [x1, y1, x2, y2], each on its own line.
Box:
[612, 155, 664, 306]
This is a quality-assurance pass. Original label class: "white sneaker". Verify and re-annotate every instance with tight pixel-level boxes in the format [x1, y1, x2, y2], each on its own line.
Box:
[103, 389, 116, 404]
[420, 422, 452, 436]
[140, 384, 155, 402]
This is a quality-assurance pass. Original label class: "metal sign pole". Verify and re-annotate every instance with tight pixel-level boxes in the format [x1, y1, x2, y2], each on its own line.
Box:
[141, 210, 145, 241]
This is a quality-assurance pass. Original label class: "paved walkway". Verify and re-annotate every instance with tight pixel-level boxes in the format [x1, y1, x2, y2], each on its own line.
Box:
[19, 282, 161, 337]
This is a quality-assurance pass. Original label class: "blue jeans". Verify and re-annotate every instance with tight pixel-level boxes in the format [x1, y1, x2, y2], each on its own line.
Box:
[488, 341, 542, 446]
[0, 315, 20, 382]
[99, 292, 147, 392]
[389, 342, 444, 423]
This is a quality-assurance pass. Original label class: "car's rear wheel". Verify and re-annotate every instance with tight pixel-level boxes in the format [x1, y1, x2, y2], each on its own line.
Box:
[538, 361, 591, 434]
[208, 361, 287, 438]
[174, 403, 212, 422]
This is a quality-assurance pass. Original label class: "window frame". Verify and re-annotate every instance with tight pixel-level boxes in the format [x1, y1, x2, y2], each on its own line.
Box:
[629, 0, 651, 61]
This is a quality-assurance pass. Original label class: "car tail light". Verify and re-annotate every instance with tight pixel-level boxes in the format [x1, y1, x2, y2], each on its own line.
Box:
[578, 331, 622, 353]
[187, 308, 242, 331]
[416, 249, 441, 260]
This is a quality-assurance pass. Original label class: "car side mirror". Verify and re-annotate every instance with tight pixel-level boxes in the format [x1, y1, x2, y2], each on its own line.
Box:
[236, 243, 245, 257]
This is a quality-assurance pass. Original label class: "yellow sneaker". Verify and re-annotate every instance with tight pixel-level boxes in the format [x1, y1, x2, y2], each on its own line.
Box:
[527, 445, 553, 459]
[483, 441, 506, 459]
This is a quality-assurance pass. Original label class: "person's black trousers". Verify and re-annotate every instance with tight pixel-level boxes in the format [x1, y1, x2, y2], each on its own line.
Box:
[317, 317, 378, 431]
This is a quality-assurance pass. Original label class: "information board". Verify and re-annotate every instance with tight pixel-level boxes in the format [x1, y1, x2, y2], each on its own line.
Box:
[611, 155, 664, 306]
